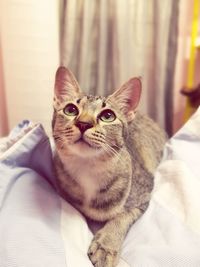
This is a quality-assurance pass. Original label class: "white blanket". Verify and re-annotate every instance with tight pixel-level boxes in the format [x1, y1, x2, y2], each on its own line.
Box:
[59, 108, 200, 267]
[1, 110, 200, 267]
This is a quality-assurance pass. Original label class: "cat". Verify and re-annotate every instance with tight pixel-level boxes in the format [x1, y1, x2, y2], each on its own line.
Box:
[52, 66, 167, 267]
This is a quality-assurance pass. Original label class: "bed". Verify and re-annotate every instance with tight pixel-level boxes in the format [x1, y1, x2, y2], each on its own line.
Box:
[1, 109, 200, 267]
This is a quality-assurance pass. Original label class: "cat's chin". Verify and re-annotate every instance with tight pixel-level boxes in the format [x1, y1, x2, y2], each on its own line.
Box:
[69, 139, 102, 157]
[75, 137, 91, 146]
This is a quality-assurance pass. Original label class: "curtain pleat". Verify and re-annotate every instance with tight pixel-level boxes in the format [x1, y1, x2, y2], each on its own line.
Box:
[164, 1, 179, 135]
[60, 0, 179, 133]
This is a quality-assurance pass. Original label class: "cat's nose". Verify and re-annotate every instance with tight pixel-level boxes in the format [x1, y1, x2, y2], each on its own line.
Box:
[75, 121, 93, 133]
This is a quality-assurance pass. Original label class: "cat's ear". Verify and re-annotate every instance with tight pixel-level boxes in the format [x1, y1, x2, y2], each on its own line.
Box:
[108, 77, 142, 121]
[54, 66, 81, 100]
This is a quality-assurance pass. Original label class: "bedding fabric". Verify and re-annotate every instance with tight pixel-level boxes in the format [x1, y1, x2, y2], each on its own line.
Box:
[0, 122, 67, 267]
[0, 109, 200, 267]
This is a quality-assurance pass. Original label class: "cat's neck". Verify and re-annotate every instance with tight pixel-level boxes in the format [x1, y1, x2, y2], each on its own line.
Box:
[58, 149, 116, 173]
[56, 150, 121, 204]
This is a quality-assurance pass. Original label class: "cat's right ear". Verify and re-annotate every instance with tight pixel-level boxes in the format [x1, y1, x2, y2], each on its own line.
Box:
[54, 66, 81, 101]
[107, 77, 142, 122]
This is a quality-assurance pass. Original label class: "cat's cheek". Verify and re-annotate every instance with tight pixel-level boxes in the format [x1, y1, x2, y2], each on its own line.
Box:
[126, 111, 136, 122]
[69, 129, 82, 144]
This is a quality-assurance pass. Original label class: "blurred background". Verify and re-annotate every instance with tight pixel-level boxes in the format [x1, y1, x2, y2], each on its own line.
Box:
[0, 0, 199, 137]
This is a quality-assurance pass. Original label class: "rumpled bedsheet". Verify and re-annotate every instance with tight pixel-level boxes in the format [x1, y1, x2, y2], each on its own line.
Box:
[1, 109, 200, 267]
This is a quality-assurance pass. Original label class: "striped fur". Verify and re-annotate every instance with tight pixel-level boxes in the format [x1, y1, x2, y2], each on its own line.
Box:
[52, 67, 167, 267]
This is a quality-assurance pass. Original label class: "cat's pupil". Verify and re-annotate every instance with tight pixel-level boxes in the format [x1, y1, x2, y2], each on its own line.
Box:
[104, 112, 112, 119]
[69, 106, 76, 113]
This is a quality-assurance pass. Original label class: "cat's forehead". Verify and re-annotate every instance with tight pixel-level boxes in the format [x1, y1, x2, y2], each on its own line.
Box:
[79, 95, 107, 110]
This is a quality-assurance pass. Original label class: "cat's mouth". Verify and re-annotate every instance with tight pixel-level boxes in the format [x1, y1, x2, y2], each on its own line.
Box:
[75, 137, 92, 147]
[70, 136, 103, 157]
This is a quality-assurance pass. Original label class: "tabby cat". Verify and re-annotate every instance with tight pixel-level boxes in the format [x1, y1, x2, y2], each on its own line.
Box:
[52, 66, 166, 267]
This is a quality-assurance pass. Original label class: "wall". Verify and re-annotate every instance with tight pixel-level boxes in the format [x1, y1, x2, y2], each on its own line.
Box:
[0, 0, 60, 136]
[0, 40, 9, 136]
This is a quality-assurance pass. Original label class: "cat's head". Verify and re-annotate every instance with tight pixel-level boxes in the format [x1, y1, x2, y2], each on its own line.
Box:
[52, 66, 141, 158]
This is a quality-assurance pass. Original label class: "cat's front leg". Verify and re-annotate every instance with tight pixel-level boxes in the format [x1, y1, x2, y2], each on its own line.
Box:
[88, 208, 142, 267]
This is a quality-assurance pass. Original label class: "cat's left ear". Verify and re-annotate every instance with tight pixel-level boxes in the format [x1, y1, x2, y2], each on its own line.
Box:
[108, 77, 142, 122]
[54, 66, 81, 100]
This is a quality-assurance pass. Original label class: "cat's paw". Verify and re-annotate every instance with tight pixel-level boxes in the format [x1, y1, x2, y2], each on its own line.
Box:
[88, 233, 119, 267]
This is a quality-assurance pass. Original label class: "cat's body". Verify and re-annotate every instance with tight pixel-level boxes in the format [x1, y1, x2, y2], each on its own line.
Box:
[52, 67, 167, 267]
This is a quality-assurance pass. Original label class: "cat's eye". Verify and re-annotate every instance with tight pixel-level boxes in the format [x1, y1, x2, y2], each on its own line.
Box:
[63, 103, 79, 116]
[99, 109, 116, 122]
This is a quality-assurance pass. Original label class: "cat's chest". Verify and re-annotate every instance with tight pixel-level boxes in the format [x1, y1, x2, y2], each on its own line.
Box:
[78, 169, 99, 202]
[67, 160, 103, 203]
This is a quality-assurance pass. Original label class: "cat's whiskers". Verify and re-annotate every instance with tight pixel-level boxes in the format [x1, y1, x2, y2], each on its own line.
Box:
[106, 143, 121, 159]
[53, 134, 68, 150]
[88, 132, 123, 161]
[86, 137, 105, 149]
[91, 132, 105, 142]
[91, 131, 123, 150]
[106, 139, 123, 151]
[56, 128, 73, 134]
[101, 142, 122, 162]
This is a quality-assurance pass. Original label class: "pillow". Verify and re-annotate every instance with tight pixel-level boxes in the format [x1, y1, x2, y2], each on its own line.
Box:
[0, 122, 66, 267]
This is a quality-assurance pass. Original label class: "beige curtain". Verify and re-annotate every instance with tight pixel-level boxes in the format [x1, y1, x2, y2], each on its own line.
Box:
[60, 0, 179, 134]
